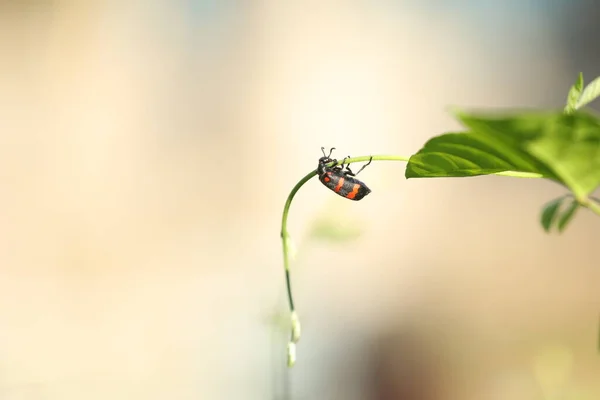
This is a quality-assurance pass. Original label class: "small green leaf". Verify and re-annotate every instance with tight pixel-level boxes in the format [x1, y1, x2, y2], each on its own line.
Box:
[576, 76, 600, 110]
[541, 197, 566, 232]
[565, 72, 584, 114]
[557, 200, 579, 232]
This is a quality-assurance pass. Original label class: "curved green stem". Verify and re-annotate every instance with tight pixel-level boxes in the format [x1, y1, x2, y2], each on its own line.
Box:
[279, 155, 550, 367]
[280, 155, 409, 367]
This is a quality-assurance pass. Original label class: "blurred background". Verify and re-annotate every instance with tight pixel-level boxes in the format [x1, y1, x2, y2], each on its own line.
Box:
[0, 1, 599, 399]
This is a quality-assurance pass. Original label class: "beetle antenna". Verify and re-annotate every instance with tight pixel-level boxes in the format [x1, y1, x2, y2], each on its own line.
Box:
[321, 147, 336, 158]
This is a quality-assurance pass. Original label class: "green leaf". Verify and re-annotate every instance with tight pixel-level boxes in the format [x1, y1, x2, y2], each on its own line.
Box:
[557, 200, 579, 232]
[540, 196, 581, 233]
[458, 112, 600, 198]
[406, 111, 561, 179]
[565, 72, 584, 114]
[457, 110, 555, 142]
[405, 132, 550, 178]
[407, 110, 600, 200]
[526, 113, 600, 199]
[541, 196, 566, 232]
[454, 111, 571, 180]
[575, 76, 600, 110]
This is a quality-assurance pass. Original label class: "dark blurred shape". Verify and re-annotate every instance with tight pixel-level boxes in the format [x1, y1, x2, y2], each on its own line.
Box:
[370, 328, 445, 400]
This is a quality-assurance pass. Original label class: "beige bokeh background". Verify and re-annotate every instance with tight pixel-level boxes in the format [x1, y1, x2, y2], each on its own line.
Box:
[0, 2, 598, 399]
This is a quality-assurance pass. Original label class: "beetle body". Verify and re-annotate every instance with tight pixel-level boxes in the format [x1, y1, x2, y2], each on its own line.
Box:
[317, 147, 372, 201]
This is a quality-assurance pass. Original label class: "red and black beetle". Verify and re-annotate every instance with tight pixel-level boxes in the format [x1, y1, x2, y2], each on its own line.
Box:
[317, 147, 372, 201]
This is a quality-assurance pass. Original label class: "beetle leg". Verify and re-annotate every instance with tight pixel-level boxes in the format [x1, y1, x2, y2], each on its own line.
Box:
[353, 156, 373, 176]
[341, 155, 356, 176]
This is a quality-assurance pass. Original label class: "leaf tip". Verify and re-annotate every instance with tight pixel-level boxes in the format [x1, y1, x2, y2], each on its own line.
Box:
[564, 73, 584, 114]
[445, 105, 464, 119]
[576, 72, 584, 89]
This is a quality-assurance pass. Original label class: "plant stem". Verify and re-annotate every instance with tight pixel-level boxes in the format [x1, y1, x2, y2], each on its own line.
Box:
[582, 197, 600, 217]
[280, 154, 409, 367]
[279, 154, 548, 367]
[280, 156, 409, 298]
